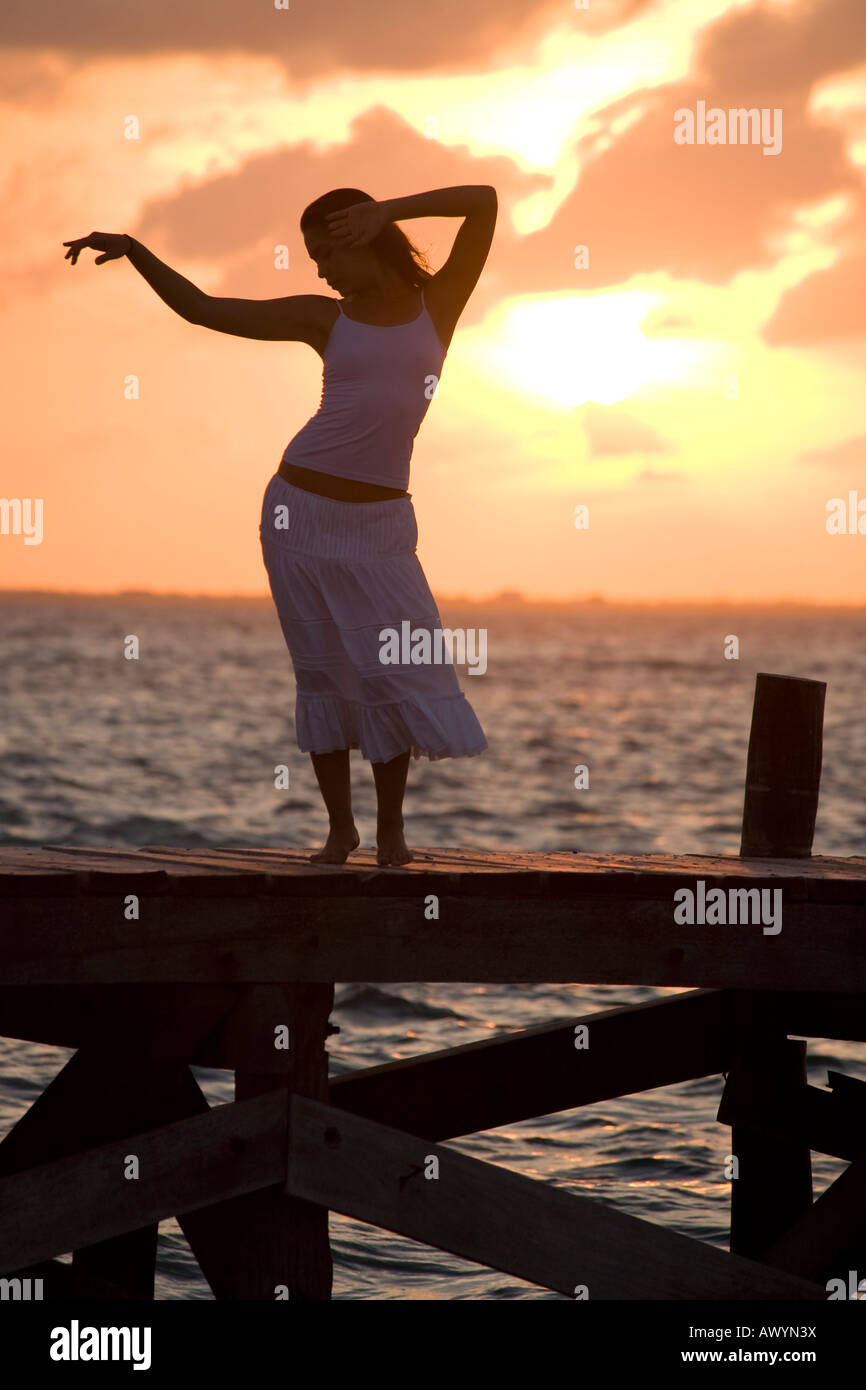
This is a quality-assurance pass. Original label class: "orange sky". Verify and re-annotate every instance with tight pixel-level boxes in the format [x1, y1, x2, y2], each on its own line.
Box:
[2, 0, 866, 601]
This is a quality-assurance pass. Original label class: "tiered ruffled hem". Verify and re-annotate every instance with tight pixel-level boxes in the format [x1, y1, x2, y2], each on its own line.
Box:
[296, 690, 488, 763]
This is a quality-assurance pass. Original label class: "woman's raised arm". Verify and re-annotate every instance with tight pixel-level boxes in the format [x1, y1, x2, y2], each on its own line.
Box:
[378, 185, 497, 222]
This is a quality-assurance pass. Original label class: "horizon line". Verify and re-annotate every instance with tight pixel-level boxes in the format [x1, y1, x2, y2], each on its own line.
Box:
[1, 586, 864, 610]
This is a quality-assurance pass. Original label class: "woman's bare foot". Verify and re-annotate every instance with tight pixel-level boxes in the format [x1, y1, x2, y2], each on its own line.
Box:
[376, 818, 412, 866]
[309, 822, 360, 864]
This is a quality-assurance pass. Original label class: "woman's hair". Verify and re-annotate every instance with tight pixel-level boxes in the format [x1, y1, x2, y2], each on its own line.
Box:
[300, 188, 434, 287]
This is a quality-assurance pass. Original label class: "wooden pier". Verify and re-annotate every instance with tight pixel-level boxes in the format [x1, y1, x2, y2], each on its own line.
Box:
[0, 673, 864, 1300]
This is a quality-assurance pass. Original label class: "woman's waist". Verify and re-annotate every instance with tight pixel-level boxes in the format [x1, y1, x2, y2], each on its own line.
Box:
[278, 457, 408, 502]
[261, 469, 418, 558]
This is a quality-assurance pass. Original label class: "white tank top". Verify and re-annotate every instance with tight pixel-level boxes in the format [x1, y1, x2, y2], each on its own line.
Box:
[280, 286, 447, 490]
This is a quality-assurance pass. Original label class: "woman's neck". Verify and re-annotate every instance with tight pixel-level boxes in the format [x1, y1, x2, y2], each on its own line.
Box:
[347, 281, 415, 310]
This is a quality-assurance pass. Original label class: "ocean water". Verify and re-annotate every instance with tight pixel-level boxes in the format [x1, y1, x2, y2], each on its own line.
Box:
[1, 592, 865, 1298]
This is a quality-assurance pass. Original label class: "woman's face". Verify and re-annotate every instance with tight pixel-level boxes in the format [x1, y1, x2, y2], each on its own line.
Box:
[304, 224, 366, 295]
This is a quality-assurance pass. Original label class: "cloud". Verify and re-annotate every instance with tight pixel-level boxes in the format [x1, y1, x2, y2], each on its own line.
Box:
[635, 467, 684, 481]
[117, 0, 866, 334]
[579, 403, 673, 456]
[798, 432, 866, 466]
[17, 0, 866, 347]
[763, 243, 866, 343]
[0, 0, 651, 76]
[702, 0, 866, 102]
[506, 0, 866, 308]
[129, 105, 548, 306]
[641, 308, 697, 335]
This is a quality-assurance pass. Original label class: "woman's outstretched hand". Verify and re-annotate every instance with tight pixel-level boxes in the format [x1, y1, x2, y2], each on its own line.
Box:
[324, 202, 387, 248]
[63, 232, 130, 265]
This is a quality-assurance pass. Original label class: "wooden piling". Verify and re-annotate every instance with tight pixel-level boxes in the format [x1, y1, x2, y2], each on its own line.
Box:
[175, 985, 334, 1300]
[722, 1039, 813, 1258]
[726, 672, 824, 1259]
[740, 672, 825, 858]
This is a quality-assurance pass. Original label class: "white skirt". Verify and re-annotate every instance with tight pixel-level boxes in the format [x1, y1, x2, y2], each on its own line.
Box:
[259, 472, 488, 763]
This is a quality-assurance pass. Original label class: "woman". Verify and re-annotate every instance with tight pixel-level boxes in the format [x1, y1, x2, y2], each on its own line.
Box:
[64, 184, 495, 865]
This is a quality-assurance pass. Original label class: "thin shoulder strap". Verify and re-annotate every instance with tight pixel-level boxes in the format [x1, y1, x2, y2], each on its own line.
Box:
[335, 299, 345, 316]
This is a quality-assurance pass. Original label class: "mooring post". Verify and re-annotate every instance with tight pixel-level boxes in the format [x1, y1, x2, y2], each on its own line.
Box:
[726, 672, 825, 1257]
[739, 672, 825, 857]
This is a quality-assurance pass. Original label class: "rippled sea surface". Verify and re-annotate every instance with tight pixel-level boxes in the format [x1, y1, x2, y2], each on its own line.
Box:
[2, 593, 865, 1298]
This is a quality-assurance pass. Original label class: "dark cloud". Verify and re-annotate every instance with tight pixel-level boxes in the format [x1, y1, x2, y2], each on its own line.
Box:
[0, 51, 70, 105]
[702, 0, 866, 101]
[505, 0, 866, 336]
[763, 243, 866, 343]
[510, 100, 857, 294]
[0, 0, 651, 77]
[579, 404, 673, 456]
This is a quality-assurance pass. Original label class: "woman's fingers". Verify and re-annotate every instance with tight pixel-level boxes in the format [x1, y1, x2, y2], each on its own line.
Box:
[325, 208, 366, 244]
[63, 237, 88, 264]
[62, 233, 126, 265]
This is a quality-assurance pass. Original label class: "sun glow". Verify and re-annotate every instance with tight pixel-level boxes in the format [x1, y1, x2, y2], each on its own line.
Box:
[467, 292, 696, 408]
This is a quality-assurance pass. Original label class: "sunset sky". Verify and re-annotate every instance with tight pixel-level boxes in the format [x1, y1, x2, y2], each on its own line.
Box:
[2, 0, 866, 600]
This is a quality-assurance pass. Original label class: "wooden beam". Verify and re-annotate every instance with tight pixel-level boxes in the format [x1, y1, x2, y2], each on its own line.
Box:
[283, 1096, 824, 1300]
[3, 891, 864, 989]
[776, 992, 866, 1043]
[719, 1071, 866, 1163]
[0, 986, 236, 1294]
[330, 989, 735, 1139]
[0, 1091, 287, 1275]
[4, 986, 866, 1064]
[763, 1144, 866, 1285]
